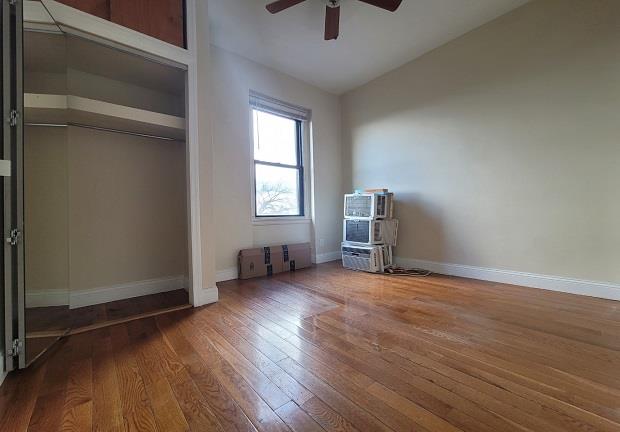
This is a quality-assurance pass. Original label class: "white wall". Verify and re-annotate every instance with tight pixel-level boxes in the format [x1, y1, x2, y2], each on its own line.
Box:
[210, 46, 343, 277]
[342, 0, 620, 291]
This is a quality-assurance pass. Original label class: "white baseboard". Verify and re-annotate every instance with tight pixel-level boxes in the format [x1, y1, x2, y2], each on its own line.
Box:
[193, 286, 219, 307]
[69, 275, 188, 309]
[395, 257, 620, 301]
[314, 251, 341, 264]
[216, 267, 238, 283]
[26, 289, 69, 308]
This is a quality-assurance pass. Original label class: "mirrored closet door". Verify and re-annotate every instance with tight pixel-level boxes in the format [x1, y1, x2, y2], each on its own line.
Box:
[3, 0, 26, 372]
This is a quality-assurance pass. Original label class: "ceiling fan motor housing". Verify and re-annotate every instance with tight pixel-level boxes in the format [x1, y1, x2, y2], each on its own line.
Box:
[266, 0, 403, 40]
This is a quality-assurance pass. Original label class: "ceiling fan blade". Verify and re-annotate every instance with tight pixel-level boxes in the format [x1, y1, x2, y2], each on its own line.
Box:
[324, 5, 340, 40]
[266, 0, 307, 14]
[357, 0, 403, 12]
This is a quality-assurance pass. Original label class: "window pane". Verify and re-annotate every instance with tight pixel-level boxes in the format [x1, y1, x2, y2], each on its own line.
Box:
[253, 109, 298, 165]
[255, 164, 301, 216]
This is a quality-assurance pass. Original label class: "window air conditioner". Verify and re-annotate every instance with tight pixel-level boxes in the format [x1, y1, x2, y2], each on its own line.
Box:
[344, 193, 393, 220]
[343, 219, 398, 246]
[341, 243, 389, 273]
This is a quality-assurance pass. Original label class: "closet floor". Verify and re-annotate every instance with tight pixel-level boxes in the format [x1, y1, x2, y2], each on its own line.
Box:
[25, 289, 190, 364]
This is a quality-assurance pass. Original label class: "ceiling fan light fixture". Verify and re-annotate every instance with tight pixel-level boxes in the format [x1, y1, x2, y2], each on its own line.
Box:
[265, 0, 403, 40]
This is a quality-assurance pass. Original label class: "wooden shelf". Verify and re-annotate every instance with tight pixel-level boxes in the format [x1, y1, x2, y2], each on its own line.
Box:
[24, 0, 191, 67]
[25, 93, 186, 140]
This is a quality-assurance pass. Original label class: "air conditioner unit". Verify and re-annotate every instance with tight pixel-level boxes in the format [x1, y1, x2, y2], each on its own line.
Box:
[343, 219, 398, 246]
[382, 245, 393, 268]
[344, 193, 393, 220]
[341, 243, 386, 273]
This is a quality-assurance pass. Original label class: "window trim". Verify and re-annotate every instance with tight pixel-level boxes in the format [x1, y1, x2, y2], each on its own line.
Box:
[249, 105, 311, 224]
[250, 106, 306, 221]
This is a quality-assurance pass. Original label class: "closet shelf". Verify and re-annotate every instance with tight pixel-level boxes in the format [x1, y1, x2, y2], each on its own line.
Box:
[25, 93, 186, 140]
[25, 0, 191, 67]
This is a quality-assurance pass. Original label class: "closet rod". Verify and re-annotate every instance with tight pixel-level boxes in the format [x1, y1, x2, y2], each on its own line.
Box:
[24, 122, 181, 142]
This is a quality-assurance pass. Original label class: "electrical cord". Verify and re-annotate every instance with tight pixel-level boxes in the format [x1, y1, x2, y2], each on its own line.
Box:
[384, 266, 432, 277]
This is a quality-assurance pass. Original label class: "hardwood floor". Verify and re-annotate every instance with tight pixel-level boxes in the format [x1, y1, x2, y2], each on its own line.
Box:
[25, 289, 190, 364]
[2, 261, 619, 432]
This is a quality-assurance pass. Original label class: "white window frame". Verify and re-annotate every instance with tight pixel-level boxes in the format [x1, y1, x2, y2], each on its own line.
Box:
[248, 92, 311, 225]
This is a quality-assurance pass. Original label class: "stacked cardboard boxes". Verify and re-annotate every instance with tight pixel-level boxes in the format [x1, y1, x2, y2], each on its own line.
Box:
[238, 242, 312, 280]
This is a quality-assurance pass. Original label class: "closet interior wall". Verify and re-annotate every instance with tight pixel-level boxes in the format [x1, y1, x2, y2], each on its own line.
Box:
[23, 31, 189, 352]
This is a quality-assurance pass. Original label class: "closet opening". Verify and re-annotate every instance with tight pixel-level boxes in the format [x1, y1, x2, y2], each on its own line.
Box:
[23, 30, 191, 365]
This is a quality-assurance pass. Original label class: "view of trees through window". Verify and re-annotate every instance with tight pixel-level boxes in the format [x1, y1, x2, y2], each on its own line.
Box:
[252, 109, 303, 217]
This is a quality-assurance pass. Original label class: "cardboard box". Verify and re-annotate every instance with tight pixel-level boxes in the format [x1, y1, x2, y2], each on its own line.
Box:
[238, 242, 312, 280]
[282, 243, 312, 272]
[238, 246, 284, 280]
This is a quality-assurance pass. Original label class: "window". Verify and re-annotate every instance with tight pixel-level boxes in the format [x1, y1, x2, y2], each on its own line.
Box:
[250, 92, 310, 219]
[252, 109, 304, 217]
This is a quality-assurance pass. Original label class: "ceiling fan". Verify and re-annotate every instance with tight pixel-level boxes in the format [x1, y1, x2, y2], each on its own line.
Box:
[265, 0, 403, 41]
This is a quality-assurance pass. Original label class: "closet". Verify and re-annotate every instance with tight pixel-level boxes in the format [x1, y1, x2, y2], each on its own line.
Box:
[23, 29, 190, 364]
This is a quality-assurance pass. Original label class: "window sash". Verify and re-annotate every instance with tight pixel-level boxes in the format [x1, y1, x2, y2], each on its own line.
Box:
[254, 162, 304, 218]
[252, 108, 301, 166]
[253, 118, 304, 218]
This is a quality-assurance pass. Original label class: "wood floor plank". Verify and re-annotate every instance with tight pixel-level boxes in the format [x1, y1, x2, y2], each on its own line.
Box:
[275, 401, 325, 432]
[27, 339, 73, 432]
[222, 293, 504, 432]
[276, 357, 392, 432]
[173, 313, 291, 432]
[196, 307, 314, 406]
[300, 396, 359, 432]
[126, 319, 191, 432]
[0, 361, 48, 432]
[2, 262, 620, 432]
[109, 324, 159, 432]
[91, 328, 124, 432]
[156, 312, 258, 432]
[59, 332, 94, 432]
[190, 313, 292, 411]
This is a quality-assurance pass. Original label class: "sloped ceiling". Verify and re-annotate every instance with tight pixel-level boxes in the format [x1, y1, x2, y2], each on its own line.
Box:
[209, 0, 530, 94]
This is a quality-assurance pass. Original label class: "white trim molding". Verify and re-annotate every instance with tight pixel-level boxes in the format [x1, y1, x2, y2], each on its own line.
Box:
[395, 257, 620, 301]
[26, 289, 69, 308]
[69, 275, 188, 309]
[194, 287, 219, 306]
[314, 251, 341, 264]
[216, 267, 238, 283]
[40, 0, 192, 67]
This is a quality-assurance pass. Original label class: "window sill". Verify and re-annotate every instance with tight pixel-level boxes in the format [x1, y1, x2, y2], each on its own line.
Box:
[252, 217, 312, 226]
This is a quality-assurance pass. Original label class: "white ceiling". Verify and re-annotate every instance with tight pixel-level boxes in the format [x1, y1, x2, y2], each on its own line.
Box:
[209, 0, 529, 94]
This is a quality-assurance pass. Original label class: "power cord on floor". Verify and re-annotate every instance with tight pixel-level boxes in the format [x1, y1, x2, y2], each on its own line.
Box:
[384, 266, 432, 277]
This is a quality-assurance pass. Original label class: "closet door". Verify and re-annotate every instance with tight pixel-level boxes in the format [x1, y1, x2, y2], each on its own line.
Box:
[2, 0, 25, 372]
[110, 0, 185, 48]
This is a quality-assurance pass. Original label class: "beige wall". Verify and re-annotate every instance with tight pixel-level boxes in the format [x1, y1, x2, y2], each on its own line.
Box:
[211, 46, 343, 274]
[342, 0, 620, 284]
[24, 126, 69, 298]
[67, 127, 188, 291]
[24, 126, 188, 296]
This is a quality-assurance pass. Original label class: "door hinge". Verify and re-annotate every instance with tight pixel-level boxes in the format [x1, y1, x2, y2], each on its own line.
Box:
[7, 338, 22, 357]
[6, 228, 21, 246]
[8, 109, 19, 127]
